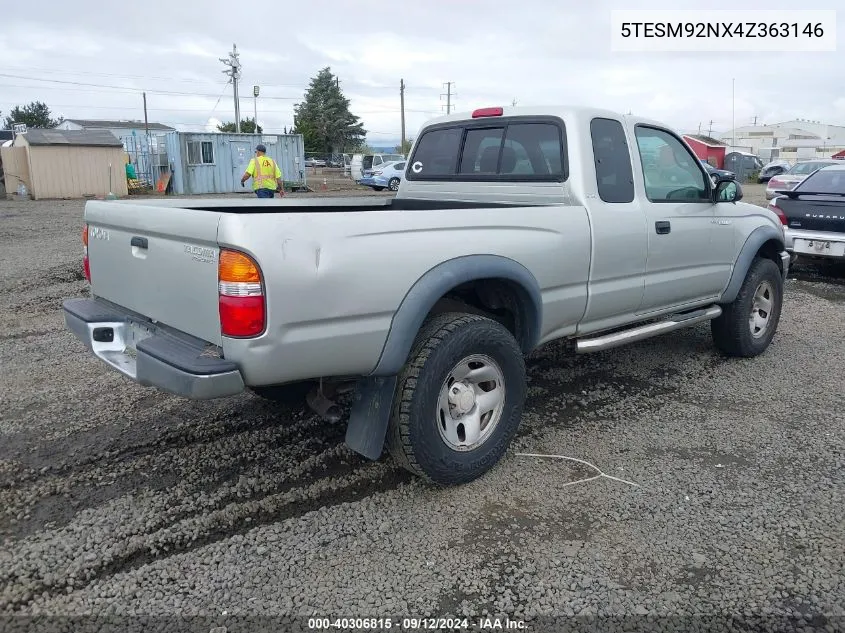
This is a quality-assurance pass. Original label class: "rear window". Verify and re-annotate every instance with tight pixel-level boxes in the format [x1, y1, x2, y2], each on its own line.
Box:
[407, 117, 567, 181]
[795, 168, 845, 193]
[590, 117, 634, 203]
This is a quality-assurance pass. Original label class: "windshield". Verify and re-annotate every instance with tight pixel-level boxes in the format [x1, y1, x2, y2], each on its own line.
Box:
[788, 161, 836, 175]
[795, 168, 845, 193]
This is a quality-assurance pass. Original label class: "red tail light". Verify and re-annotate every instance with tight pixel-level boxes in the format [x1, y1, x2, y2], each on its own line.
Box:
[472, 107, 504, 118]
[768, 177, 786, 189]
[769, 200, 788, 225]
[82, 224, 91, 282]
[218, 249, 265, 337]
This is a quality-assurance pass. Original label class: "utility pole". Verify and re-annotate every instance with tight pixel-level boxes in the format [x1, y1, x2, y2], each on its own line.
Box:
[219, 43, 242, 132]
[708, 120, 714, 136]
[698, 122, 702, 135]
[752, 115, 758, 126]
[441, 82, 454, 114]
[253, 85, 259, 132]
[400, 78, 406, 151]
[731, 77, 735, 148]
[512, 98, 518, 107]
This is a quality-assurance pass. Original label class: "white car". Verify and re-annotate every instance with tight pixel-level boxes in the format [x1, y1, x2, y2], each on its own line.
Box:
[359, 161, 406, 191]
[765, 159, 839, 199]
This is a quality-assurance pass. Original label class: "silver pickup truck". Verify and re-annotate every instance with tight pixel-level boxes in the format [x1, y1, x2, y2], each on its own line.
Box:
[64, 106, 790, 485]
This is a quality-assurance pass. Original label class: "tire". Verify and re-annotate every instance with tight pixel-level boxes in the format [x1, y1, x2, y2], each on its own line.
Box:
[386, 312, 527, 486]
[388, 178, 400, 191]
[372, 186, 385, 191]
[711, 257, 783, 357]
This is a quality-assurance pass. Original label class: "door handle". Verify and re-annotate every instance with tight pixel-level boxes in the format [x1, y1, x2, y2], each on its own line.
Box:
[130, 236, 148, 249]
[655, 221, 671, 235]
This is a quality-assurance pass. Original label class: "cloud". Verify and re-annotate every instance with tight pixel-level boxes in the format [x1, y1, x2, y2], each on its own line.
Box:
[1, 0, 843, 143]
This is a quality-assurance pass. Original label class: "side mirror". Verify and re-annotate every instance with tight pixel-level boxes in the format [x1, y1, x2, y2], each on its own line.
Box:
[714, 178, 742, 203]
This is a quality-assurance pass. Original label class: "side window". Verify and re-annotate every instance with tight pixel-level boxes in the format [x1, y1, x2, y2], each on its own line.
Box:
[394, 162, 406, 171]
[590, 118, 634, 203]
[635, 126, 708, 202]
[409, 127, 463, 176]
[501, 123, 563, 176]
[460, 128, 504, 174]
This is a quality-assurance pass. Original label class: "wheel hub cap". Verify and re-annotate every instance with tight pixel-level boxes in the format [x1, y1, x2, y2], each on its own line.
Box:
[448, 382, 476, 415]
[437, 354, 506, 452]
[749, 280, 774, 339]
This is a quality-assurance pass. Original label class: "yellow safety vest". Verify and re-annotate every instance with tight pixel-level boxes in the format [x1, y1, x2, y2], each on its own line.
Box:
[248, 155, 282, 190]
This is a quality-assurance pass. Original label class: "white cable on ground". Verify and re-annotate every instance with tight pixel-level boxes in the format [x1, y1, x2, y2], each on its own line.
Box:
[515, 452, 642, 489]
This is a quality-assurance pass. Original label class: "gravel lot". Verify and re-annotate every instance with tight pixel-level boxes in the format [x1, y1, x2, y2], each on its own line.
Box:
[0, 189, 843, 632]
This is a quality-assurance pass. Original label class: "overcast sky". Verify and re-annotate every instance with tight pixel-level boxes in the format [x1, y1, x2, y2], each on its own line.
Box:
[1, 0, 842, 147]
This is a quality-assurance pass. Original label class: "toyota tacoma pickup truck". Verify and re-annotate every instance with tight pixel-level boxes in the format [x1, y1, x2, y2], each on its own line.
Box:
[64, 106, 790, 485]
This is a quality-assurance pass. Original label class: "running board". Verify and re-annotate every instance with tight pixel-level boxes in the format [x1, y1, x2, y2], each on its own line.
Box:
[575, 305, 722, 354]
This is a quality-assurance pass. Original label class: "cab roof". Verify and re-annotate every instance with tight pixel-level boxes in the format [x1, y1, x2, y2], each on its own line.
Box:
[419, 105, 670, 131]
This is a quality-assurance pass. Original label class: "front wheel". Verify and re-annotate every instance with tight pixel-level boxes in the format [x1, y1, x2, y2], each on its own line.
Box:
[711, 257, 783, 357]
[386, 312, 527, 486]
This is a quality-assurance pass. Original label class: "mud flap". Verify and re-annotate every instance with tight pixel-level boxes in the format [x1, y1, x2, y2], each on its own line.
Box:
[345, 375, 398, 460]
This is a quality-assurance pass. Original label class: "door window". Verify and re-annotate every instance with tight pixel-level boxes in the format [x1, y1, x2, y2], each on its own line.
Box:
[635, 126, 709, 202]
[590, 118, 635, 203]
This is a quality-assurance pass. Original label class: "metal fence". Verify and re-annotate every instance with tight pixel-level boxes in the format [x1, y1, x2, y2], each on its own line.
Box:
[124, 135, 169, 192]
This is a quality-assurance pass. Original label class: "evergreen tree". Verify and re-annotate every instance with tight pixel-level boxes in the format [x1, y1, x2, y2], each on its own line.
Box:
[291, 68, 366, 154]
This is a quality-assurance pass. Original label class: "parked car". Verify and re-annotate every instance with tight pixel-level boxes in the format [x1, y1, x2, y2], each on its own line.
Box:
[64, 105, 788, 486]
[700, 160, 736, 182]
[766, 159, 840, 199]
[304, 157, 326, 168]
[758, 159, 792, 183]
[359, 161, 406, 191]
[770, 163, 845, 262]
[350, 153, 405, 181]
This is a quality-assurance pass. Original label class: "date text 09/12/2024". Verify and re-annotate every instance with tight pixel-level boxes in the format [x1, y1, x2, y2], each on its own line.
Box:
[307, 617, 526, 630]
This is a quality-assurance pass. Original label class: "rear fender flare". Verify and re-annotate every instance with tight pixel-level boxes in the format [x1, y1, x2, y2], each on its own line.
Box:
[370, 255, 543, 377]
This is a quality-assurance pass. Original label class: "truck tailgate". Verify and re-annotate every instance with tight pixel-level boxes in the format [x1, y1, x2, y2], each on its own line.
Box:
[85, 201, 223, 346]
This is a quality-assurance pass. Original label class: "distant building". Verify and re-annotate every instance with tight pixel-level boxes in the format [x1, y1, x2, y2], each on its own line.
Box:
[56, 119, 176, 183]
[683, 135, 727, 169]
[719, 120, 845, 162]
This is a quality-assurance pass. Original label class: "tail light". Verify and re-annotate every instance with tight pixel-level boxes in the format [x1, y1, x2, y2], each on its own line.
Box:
[768, 199, 788, 225]
[218, 249, 265, 337]
[768, 177, 788, 190]
[82, 224, 90, 282]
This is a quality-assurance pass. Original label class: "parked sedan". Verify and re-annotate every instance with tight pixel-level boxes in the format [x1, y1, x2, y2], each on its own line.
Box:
[359, 161, 405, 191]
[765, 159, 840, 199]
[701, 161, 736, 181]
[772, 163, 845, 262]
[758, 159, 792, 183]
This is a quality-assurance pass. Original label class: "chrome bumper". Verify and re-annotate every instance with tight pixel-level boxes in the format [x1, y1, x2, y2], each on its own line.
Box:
[784, 227, 845, 260]
[63, 298, 244, 400]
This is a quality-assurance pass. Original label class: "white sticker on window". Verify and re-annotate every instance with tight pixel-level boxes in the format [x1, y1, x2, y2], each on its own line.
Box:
[411, 161, 423, 173]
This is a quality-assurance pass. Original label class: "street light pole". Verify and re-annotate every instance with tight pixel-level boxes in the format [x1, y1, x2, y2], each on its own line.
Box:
[253, 85, 259, 133]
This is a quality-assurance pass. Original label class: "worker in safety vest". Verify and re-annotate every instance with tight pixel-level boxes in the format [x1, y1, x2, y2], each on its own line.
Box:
[240, 144, 284, 198]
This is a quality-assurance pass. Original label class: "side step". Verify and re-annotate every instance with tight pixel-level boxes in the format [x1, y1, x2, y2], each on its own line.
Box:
[576, 305, 722, 354]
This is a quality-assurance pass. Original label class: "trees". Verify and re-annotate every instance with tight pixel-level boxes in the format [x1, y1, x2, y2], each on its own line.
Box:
[217, 117, 263, 133]
[4, 101, 63, 129]
[394, 138, 414, 154]
[291, 67, 366, 154]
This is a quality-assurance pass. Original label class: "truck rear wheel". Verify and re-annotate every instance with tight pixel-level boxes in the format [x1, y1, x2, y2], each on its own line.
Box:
[386, 312, 526, 485]
[711, 257, 783, 357]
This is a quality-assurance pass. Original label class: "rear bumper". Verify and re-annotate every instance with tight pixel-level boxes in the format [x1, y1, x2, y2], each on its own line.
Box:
[63, 297, 244, 400]
[784, 227, 845, 260]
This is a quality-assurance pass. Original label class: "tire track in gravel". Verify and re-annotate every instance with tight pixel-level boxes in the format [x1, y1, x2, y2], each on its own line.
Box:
[1, 460, 413, 611]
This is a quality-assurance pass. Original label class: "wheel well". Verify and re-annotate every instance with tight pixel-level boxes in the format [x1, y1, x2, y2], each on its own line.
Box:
[425, 278, 533, 351]
[757, 238, 783, 266]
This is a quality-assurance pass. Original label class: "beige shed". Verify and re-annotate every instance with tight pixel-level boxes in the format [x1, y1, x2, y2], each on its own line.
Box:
[6, 129, 129, 199]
